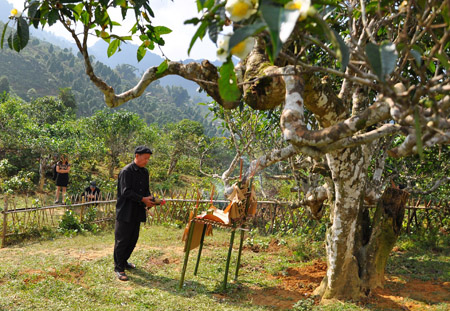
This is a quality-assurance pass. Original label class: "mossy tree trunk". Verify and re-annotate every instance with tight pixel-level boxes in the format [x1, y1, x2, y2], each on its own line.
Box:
[357, 187, 409, 292]
[314, 148, 409, 301]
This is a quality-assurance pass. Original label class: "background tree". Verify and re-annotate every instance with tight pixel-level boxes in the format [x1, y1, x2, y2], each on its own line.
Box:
[164, 119, 205, 176]
[58, 87, 77, 115]
[3, 0, 449, 302]
[85, 109, 146, 178]
[0, 76, 10, 95]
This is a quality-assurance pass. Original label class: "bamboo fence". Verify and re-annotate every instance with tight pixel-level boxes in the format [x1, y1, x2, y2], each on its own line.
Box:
[1, 191, 448, 247]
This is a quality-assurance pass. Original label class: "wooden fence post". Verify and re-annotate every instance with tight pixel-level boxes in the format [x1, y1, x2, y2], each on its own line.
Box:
[2, 196, 8, 248]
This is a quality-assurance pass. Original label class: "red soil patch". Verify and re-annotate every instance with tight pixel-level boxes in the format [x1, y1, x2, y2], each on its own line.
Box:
[20, 266, 86, 286]
[247, 260, 325, 309]
[248, 260, 449, 310]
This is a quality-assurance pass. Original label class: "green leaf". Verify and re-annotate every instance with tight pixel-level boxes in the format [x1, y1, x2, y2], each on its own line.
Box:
[31, 9, 41, 28]
[28, 1, 40, 25]
[107, 39, 120, 57]
[198, 0, 214, 10]
[7, 33, 18, 52]
[143, 3, 154, 18]
[1, 21, 10, 49]
[410, 49, 422, 66]
[428, 60, 436, 74]
[435, 53, 450, 70]
[155, 59, 169, 78]
[71, 3, 84, 17]
[260, 3, 283, 61]
[218, 60, 241, 102]
[441, 5, 450, 24]
[80, 11, 89, 25]
[229, 22, 266, 51]
[332, 29, 349, 70]
[184, 17, 200, 25]
[154, 26, 172, 35]
[9, 17, 30, 52]
[94, 6, 109, 25]
[114, 0, 126, 8]
[188, 21, 208, 56]
[365, 42, 398, 82]
[48, 9, 59, 26]
[17, 17, 29, 49]
[137, 45, 146, 62]
[207, 22, 220, 44]
[312, 14, 349, 70]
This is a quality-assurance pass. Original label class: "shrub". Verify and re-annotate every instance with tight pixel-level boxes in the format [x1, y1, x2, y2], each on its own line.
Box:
[0, 170, 35, 194]
[58, 210, 82, 234]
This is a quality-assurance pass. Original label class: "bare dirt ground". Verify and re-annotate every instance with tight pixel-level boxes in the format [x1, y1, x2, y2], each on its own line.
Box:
[247, 259, 450, 310]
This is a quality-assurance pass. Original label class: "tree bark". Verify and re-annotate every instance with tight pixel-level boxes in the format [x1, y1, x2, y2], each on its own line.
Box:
[314, 148, 410, 301]
[167, 153, 179, 177]
[314, 147, 370, 300]
[357, 187, 409, 292]
[38, 155, 47, 192]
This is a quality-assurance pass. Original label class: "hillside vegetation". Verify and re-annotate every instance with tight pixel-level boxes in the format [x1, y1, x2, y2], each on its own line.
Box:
[0, 21, 218, 136]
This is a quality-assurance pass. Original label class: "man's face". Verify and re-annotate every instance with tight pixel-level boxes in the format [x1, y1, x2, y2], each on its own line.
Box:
[135, 153, 151, 168]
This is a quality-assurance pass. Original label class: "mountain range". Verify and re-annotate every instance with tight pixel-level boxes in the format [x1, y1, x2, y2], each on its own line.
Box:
[0, 0, 219, 100]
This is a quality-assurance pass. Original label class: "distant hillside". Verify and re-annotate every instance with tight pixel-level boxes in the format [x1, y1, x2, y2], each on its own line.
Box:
[0, 20, 220, 136]
[0, 0, 212, 101]
[89, 40, 218, 101]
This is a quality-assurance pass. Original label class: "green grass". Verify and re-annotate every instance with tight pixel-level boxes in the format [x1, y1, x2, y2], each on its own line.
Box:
[387, 234, 450, 282]
[0, 225, 296, 311]
[0, 225, 448, 311]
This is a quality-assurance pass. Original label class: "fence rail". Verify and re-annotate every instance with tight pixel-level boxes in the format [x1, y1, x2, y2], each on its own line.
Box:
[1, 192, 448, 247]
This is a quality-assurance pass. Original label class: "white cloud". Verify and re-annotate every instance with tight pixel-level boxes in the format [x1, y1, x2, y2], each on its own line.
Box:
[6, 0, 218, 61]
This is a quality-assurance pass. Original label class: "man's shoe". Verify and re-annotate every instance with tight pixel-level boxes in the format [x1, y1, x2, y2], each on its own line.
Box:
[126, 262, 136, 270]
[115, 271, 128, 281]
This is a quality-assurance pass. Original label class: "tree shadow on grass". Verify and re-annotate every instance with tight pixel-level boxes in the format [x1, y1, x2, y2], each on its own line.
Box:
[361, 276, 450, 311]
[387, 255, 450, 282]
[126, 267, 210, 298]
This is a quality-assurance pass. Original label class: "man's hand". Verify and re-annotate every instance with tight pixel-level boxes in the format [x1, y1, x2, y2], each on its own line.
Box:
[141, 196, 156, 208]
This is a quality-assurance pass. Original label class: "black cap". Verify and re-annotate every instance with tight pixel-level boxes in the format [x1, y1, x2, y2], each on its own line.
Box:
[134, 145, 153, 155]
[90, 181, 96, 187]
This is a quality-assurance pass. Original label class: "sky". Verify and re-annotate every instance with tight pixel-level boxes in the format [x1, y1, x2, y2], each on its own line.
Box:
[6, 0, 218, 61]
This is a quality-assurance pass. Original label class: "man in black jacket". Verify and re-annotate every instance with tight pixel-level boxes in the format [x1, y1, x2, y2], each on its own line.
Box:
[113, 146, 155, 281]
[82, 181, 101, 201]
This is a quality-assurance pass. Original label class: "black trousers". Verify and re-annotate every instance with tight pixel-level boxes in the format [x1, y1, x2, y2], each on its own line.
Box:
[114, 220, 141, 272]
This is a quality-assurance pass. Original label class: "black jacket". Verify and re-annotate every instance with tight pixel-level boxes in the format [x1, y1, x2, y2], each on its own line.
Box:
[82, 186, 101, 200]
[116, 162, 151, 223]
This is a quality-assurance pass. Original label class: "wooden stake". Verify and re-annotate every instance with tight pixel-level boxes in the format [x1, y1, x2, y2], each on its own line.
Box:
[223, 229, 236, 291]
[194, 224, 207, 276]
[2, 196, 8, 248]
[234, 229, 245, 281]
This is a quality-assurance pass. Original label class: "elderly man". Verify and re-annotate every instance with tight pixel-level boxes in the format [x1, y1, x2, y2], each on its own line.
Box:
[113, 146, 156, 281]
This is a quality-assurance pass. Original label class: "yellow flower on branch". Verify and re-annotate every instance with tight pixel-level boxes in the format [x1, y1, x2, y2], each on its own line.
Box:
[10, 8, 22, 18]
[230, 37, 255, 59]
[225, 0, 258, 22]
[217, 34, 255, 61]
[285, 0, 311, 21]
